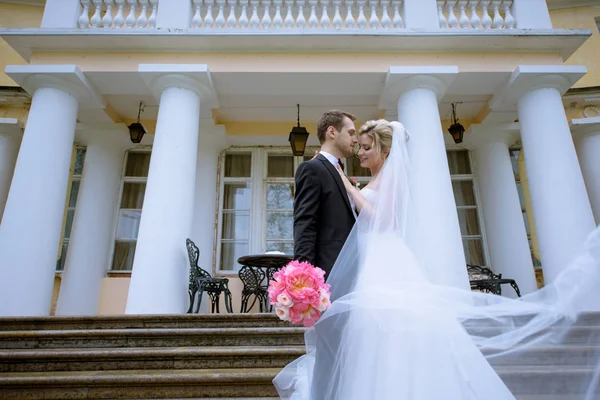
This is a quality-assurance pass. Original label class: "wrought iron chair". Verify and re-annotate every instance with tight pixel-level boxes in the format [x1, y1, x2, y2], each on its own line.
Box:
[467, 264, 521, 297]
[186, 238, 233, 313]
[238, 265, 268, 313]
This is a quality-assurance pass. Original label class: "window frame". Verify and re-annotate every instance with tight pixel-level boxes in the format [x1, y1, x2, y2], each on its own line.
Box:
[108, 147, 151, 274]
[447, 148, 490, 267]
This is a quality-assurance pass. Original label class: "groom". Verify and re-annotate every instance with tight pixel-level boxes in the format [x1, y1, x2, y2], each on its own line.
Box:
[293, 109, 358, 279]
[293, 110, 358, 400]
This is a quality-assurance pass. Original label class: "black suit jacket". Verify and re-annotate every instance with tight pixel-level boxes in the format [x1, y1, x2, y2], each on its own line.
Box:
[293, 154, 356, 278]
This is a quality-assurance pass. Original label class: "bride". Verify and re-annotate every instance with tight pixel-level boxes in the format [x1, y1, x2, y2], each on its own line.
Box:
[273, 119, 600, 399]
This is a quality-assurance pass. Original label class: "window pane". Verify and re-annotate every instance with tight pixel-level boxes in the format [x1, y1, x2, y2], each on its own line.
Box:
[268, 155, 294, 178]
[267, 183, 294, 209]
[223, 183, 251, 210]
[266, 241, 294, 255]
[452, 181, 476, 206]
[68, 181, 80, 208]
[463, 239, 485, 266]
[225, 154, 251, 177]
[116, 210, 142, 239]
[516, 182, 525, 205]
[456, 209, 481, 236]
[111, 241, 136, 271]
[447, 150, 472, 175]
[74, 149, 86, 176]
[125, 152, 151, 177]
[266, 211, 293, 240]
[56, 242, 69, 271]
[220, 242, 249, 271]
[121, 183, 146, 209]
[64, 209, 76, 238]
[509, 148, 520, 175]
[221, 211, 250, 240]
[346, 156, 371, 177]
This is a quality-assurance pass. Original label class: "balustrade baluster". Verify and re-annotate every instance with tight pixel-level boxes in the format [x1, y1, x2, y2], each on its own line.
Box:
[79, 0, 92, 28]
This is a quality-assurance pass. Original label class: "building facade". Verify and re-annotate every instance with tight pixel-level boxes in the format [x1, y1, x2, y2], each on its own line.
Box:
[0, 0, 599, 316]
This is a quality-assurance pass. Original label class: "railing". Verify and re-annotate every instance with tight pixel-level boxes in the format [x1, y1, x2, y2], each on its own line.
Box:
[75, 0, 517, 31]
[190, 0, 405, 29]
[78, 0, 158, 29]
[437, 0, 515, 30]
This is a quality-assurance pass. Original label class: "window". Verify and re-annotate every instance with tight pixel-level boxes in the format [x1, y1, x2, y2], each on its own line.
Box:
[216, 147, 486, 272]
[110, 150, 150, 271]
[509, 146, 542, 268]
[447, 150, 486, 266]
[218, 152, 253, 272]
[56, 148, 86, 271]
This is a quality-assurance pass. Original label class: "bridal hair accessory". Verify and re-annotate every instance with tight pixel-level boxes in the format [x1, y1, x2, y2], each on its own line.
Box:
[268, 260, 331, 327]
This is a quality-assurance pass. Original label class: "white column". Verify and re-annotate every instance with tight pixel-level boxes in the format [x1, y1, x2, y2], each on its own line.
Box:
[468, 126, 538, 296]
[0, 88, 79, 316]
[55, 130, 129, 315]
[511, 0, 552, 29]
[381, 67, 470, 291]
[0, 119, 23, 223]
[572, 118, 600, 225]
[403, 0, 439, 29]
[156, 0, 193, 29]
[127, 66, 215, 314]
[41, 0, 82, 28]
[518, 86, 595, 284]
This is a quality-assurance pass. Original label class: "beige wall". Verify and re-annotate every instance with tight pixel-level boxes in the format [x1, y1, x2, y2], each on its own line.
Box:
[0, 4, 43, 86]
[551, 6, 600, 88]
[97, 276, 261, 314]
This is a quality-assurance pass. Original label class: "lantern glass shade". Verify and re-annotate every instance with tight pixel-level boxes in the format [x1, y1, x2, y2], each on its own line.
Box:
[128, 122, 146, 144]
[289, 126, 310, 156]
[448, 122, 465, 144]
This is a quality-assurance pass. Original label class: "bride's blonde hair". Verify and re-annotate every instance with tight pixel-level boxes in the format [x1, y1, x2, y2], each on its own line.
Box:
[358, 119, 394, 159]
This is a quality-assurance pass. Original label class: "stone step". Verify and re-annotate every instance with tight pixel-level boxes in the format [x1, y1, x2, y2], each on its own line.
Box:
[3, 325, 598, 349]
[0, 366, 597, 399]
[2, 311, 600, 332]
[0, 314, 292, 332]
[465, 325, 600, 345]
[0, 346, 306, 373]
[496, 365, 600, 396]
[0, 327, 306, 349]
[2, 344, 599, 373]
[0, 368, 281, 399]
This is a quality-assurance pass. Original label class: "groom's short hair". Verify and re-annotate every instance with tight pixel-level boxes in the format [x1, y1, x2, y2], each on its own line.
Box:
[317, 110, 356, 144]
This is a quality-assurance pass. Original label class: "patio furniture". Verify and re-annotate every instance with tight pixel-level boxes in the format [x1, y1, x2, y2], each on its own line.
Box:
[186, 238, 233, 313]
[237, 253, 294, 312]
[467, 264, 521, 297]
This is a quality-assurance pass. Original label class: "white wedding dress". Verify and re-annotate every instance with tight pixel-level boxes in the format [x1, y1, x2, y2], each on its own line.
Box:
[273, 122, 600, 400]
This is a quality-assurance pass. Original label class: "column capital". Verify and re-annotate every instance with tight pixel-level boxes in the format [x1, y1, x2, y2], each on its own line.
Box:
[4, 65, 105, 109]
[0, 118, 24, 137]
[570, 117, 600, 139]
[463, 122, 521, 150]
[138, 64, 219, 108]
[490, 65, 586, 112]
[378, 66, 458, 110]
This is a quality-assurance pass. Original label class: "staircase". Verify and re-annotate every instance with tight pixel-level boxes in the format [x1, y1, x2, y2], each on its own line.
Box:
[0, 313, 599, 399]
[0, 314, 302, 399]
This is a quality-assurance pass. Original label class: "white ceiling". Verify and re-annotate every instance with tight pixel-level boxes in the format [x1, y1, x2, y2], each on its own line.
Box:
[86, 70, 509, 123]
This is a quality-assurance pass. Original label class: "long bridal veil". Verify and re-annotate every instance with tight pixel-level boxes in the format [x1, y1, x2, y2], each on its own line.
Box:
[274, 121, 600, 400]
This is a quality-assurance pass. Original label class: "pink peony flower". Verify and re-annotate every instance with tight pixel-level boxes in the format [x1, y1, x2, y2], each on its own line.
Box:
[268, 260, 331, 327]
[277, 291, 294, 307]
[275, 305, 292, 322]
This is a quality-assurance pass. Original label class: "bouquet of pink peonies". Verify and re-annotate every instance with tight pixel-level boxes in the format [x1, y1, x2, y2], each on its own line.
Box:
[268, 260, 331, 327]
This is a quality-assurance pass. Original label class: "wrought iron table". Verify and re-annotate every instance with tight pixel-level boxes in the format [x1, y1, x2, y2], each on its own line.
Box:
[237, 253, 293, 312]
